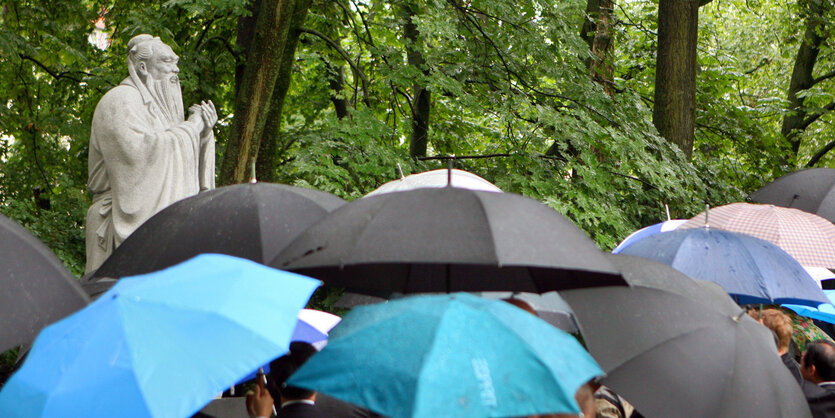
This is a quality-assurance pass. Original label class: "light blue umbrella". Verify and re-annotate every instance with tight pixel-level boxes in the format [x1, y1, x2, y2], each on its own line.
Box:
[784, 290, 835, 325]
[0, 254, 320, 418]
[619, 227, 829, 306]
[289, 293, 602, 418]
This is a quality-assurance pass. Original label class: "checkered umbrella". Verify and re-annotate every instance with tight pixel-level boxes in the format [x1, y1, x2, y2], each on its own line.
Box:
[679, 203, 835, 268]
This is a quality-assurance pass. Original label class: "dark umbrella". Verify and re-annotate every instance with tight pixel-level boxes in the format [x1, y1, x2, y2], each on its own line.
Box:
[270, 187, 624, 294]
[751, 168, 835, 222]
[0, 213, 89, 353]
[89, 183, 344, 280]
[561, 255, 811, 418]
[618, 227, 829, 306]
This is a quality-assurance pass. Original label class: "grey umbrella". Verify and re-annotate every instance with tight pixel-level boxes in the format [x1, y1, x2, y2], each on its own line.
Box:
[0, 214, 89, 353]
[89, 183, 345, 281]
[750, 168, 835, 222]
[561, 255, 811, 418]
[270, 187, 624, 294]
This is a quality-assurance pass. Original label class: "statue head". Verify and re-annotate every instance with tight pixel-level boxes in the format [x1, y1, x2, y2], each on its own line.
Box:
[126, 34, 184, 125]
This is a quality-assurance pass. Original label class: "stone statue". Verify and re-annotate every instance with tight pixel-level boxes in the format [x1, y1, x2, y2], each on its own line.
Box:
[85, 34, 217, 273]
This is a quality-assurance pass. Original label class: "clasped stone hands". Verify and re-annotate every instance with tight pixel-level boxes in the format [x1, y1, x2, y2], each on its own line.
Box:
[188, 100, 217, 138]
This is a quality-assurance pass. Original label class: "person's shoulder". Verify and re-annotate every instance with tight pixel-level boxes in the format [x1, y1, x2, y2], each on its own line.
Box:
[278, 402, 327, 418]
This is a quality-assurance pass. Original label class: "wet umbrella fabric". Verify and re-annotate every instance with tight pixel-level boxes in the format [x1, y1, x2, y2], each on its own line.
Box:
[0, 213, 89, 353]
[90, 183, 345, 279]
[611, 219, 687, 254]
[288, 293, 603, 418]
[618, 227, 828, 306]
[680, 202, 835, 268]
[750, 168, 835, 222]
[0, 254, 320, 418]
[271, 187, 624, 294]
[365, 168, 502, 196]
[561, 255, 811, 418]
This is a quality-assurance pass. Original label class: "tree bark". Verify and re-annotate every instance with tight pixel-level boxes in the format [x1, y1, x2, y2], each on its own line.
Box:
[403, 2, 431, 158]
[581, 0, 615, 96]
[219, 0, 310, 185]
[254, 0, 312, 183]
[781, 1, 831, 158]
[652, 0, 700, 158]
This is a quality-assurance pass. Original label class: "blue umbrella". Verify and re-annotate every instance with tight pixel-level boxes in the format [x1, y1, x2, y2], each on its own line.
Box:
[611, 219, 687, 254]
[237, 309, 341, 383]
[0, 254, 320, 418]
[784, 290, 835, 325]
[289, 293, 602, 418]
[619, 227, 828, 306]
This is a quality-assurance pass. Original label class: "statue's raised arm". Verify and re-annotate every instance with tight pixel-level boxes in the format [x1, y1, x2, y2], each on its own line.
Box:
[85, 34, 217, 273]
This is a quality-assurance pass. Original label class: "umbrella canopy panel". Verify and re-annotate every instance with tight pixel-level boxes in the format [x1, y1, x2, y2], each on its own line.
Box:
[91, 183, 345, 279]
[618, 227, 829, 306]
[0, 214, 89, 353]
[750, 168, 835, 222]
[272, 187, 624, 294]
[289, 293, 602, 418]
[680, 202, 835, 268]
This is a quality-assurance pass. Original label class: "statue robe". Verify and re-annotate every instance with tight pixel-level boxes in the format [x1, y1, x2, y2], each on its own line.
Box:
[85, 77, 215, 273]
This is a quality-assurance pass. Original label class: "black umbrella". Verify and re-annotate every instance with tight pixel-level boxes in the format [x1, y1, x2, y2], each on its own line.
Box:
[270, 187, 624, 294]
[750, 168, 835, 222]
[561, 255, 811, 418]
[90, 183, 345, 280]
[0, 214, 89, 353]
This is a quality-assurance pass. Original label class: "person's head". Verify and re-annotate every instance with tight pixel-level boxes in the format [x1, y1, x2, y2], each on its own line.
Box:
[126, 34, 183, 124]
[268, 341, 318, 401]
[754, 309, 793, 354]
[801, 340, 835, 383]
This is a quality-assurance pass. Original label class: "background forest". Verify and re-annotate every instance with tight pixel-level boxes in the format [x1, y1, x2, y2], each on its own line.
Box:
[1, 0, 834, 276]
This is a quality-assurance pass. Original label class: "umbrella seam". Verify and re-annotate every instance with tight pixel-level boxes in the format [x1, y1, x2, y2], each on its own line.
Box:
[473, 193, 499, 267]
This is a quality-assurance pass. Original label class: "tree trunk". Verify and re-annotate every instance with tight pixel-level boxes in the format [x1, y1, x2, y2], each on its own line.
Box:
[254, 0, 311, 183]
[652, 0, 700, 158]
[403, 2, 430, 158]
[219, 0, 310, 185]
[581, 0, 615, 96]
[327, 63, 350, 119]
[781, 2, 830, 157]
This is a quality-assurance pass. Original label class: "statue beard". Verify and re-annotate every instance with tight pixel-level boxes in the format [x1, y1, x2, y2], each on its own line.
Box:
[147, 74, 184, 127]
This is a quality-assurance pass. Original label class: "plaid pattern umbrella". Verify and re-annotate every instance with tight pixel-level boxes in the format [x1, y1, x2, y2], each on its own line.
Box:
[680, 203, 835, 268]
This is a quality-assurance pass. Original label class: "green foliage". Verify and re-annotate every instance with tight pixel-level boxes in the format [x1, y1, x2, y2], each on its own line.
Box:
[3, 0, 832, 275]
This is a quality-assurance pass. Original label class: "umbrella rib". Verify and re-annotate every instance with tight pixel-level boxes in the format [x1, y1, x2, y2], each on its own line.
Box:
[473, 194, 498, 265]
[603, 321, 721, 375]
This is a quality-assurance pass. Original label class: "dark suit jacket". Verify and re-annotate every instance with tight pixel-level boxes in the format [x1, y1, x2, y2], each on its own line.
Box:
[277, 402, 327, 418]
[803, 381, 835, 418]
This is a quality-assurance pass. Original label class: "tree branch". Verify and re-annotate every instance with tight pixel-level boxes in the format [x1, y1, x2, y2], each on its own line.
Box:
[807, 139, 835, 167]
[299, 27, 370, 106]
[18, 54, 92, 83]
[813, 69, 835, 85]
[798, 100, 835, 131]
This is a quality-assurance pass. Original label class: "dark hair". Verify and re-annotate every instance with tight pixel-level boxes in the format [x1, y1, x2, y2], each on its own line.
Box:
[804, 340, 835, 381]
[268, 341, 318, 400]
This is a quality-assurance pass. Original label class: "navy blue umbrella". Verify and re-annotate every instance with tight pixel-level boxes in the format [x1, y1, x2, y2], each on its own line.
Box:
[619, 227, 828, 306]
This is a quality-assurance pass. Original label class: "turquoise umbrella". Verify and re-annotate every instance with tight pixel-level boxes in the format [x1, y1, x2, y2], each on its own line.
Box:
[289, 293, 602, 418]
[0, 254, 320, 418]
